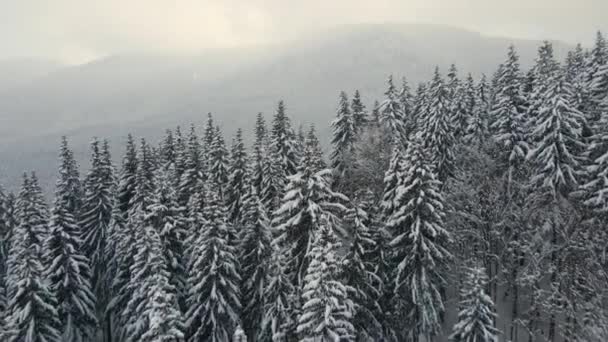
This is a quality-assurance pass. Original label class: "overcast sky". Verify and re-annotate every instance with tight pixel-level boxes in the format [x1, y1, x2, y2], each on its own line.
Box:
[2, 0, 607, 64]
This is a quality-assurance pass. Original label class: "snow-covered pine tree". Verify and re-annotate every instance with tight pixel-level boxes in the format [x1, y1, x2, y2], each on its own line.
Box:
[296, 217, 355, 342]
[122, 220, 184, 342]
[371, 100, 381, 127]
[3, 174, 61, 342]
[239, 185, 272, 340]
[81, 139, 115, 297]
[564, 44, 589, 115]
[447, 64, 469, 140]
[351, 89, 368, 133]
[399, 77, 414, 133]
[528, 73, 586, 198]
[149, 164, 188, 311]
[331, 91, 356, 179]
[526, 41, 560, 131]
[466, 74, 490, 146]
[259, 244, 297, 342]
[260, 136, 286, 213]
[210, 126, 230, 200]
[386, 137, 451, 340]
[449, 266, 499, 342]
[116, 134, 138, 217]
[412, 83, 429, 134]
[174, 126, 187, 186]
[271, 100, 299, 176]
[178, 124, 204, 206]
[490, 45, 528, 193]
[272, 166, 348, 289]
[203, 112, 216, 156]
[160, 128, 177, 169]
[185, 181, 241, 342]
[45, 138, 98, 341]
[227, 128, 249, 223]
[585, 31, 607, 126]
[420, 67, 455, 182]
[252, 113, 267, 195]
[0, 185, 9, 314]
[380, 141, 405, 221]
[302, 125, 326, 173]
[341, 189, 383, 340]
[379, 75, 407, 144]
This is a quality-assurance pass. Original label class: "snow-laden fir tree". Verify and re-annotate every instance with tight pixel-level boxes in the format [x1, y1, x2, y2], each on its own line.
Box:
[122, 220, 184, 342]
[526, 41, 560, 129]
[203, 112, 216, 156]
[351, 89, 368, 133]
[449, 266, 499, 342]
[379, 75, 407, 143]
[80, 139, 115, 293]
[399, 77, 414, 132]
[173, 126, 187, 186]
[149, 165, 188, 311]
[331, 91, 356, 178]
[178, 124, 204, 206]
[238, 185, 272, 341]
[210, 126, 230, 199]
[159, 128, 177, 169]
[227, 128, 249, 223]
[490, 45, 528, 193]
[420, 67, 455, 182]
[386, 137, 451, 340]
[528, 73, 586, 198]
[341, 189, 383, 340]
[259, 244, 297, 342]
[260, 136, 286, 213]
[302, 125, 326, 173]
[185, 181, 241, 342]
[380, 141, 405, 221]
[272, 166, 348, 289]
[296, 216, 355, 342]
[44, 139, 98, 341]
[271, 100, 299, 176]
[116, 134, 138, 217]
[371, 100, 381, 126]
[447, 64, 469, 140]
[252, 113, 267, 195]
[466, 74, 490, 146]
[3, 174, 61, 342]
[585, 31, 607, 125]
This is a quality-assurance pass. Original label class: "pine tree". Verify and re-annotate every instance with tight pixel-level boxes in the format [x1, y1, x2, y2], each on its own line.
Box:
[259, 247, 296, 342]
[527, 41, 560, 128]
[239, 185, 273, 340]
[386, 138, 451, 340]
[351, 89, 368, 133]
[45, 139, 98, 341]
[178, 125, 203, 206]
[210, 126, 230, 199]
[160, 128, 177, 168]
[296, 218, 355, 341]
[342, 190, 383, 340]
[185, 182, 241, 342]
[273, 167, 347, 289]
[399, 77, 414, 131]
[260, 137, 286, 213]
[149, 165, 188, 311]
[252, 113, 267, 195]
[528, 74, 586, 197]
[227, 128, 249, 223]
[371, 100, 381, 126]
[466, 74, 490, 146]
[420, 67, 455, 182]
[3, 174, 61, 342]
[174, 126, 187, 186]
[490, 46, 528, 192]
[203, 112, 216, 157]
[380, 142, 404, 220]
[116, 134, 138, 217]
[139, 279, 186, 342]
[585, 31, 608, 125]
[449, 267, 499, 342]
[271, 100, 299, 176]
[447, 64, 469, 140]
[379, 75, 407, 143]
[81, 139, 115, 295]
[302, 125, 326, 173]
[331, 91, 356, 178]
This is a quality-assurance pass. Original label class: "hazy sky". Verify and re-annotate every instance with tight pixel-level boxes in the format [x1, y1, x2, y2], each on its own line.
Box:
[3, 0, 607, 64]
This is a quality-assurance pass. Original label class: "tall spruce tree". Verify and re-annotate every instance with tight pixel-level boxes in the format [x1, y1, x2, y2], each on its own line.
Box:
[331, 91, 356, 178]
[227, 128, 249, 224]
[178, 124, 204, 206]
[185, 182, 241, 342]
[386, 137, 451, 340]
[252, 113, 267, 195]
[351, 89, 368, 133]
[3, 174, 61, 342]
[210, 126, 230, 200]
[296, 217, 355, 341]
[449, 267, 499, 342]
[239, 185, 273, 341]
[271, 100, 299, 176]
[379, 75, 407, 143]
[45, 139, 98, 341]
[420, 67, 455, 182]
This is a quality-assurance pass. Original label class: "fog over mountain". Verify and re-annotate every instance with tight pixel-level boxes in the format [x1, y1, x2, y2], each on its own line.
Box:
[0, 23, 572, 191]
